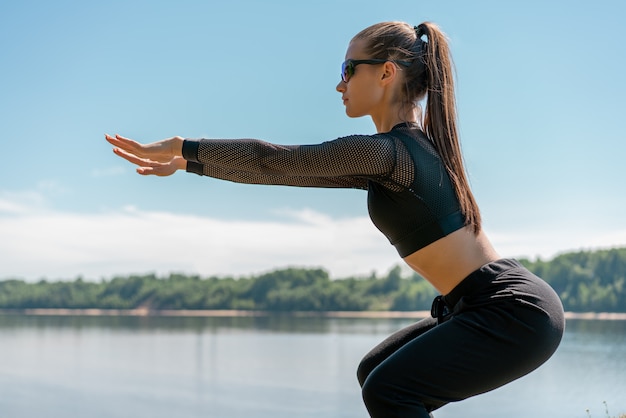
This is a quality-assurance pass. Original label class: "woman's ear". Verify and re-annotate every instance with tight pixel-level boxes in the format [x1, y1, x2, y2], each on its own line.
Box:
[380, 61, 398, 86]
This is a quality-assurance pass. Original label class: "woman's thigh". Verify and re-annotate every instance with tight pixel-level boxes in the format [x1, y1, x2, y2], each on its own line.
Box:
[357, 315, 438, 386]
[362, 302, 563, 412]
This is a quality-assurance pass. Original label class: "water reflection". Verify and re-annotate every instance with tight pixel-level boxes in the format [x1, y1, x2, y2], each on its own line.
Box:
[1, 314, 624, 418]
[0, 313, 424, 335]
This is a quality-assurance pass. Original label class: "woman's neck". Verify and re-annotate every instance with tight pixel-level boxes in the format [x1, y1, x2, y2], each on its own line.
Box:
[371, 105, 418, 133]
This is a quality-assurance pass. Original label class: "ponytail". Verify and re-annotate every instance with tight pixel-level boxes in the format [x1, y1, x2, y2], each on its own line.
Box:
[354, 21, 482, 233]
[416, 22, 482, 233]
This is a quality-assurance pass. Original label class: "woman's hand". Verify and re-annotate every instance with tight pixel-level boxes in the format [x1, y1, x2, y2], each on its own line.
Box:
[105, 134, 187, 176]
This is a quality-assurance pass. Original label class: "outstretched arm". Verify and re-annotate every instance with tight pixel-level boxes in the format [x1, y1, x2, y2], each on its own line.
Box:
[106, 133, 398, 189]
[179, 134, 396, 189]
[182, 134, 397, 178]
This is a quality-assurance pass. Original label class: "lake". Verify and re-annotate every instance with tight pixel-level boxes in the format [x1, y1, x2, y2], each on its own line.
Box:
[0, 314, 624, 418]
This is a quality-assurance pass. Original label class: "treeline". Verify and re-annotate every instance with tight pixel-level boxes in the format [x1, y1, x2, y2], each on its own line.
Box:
[0, 267, 438, 312]
[1, 247, 625, 312]
[520, 247, 626, 312]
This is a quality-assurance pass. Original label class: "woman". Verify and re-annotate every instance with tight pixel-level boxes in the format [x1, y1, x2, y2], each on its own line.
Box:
[106, 21, 565, 418]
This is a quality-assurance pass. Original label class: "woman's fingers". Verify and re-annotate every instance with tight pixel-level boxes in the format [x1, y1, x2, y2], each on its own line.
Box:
[105, 133, 183, 176]
[105, 133, 181, 163]
[105, 134, 157, 160]
[136, 165, 177, 177]
[111, 148, 179, 177]
[105, 134, 140, 154]
[112, 147, 157, 167]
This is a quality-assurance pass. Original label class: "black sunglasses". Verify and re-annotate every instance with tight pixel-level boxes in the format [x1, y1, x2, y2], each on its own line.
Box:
[340, 59, 412, 83]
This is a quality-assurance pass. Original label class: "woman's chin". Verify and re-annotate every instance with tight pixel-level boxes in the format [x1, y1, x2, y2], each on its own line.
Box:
[345, 108, 365, 118]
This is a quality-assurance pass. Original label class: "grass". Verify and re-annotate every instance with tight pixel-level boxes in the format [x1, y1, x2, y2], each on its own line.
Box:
[586, 402, 626, 418]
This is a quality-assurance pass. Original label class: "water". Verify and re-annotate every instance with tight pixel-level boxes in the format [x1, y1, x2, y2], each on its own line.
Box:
[0, 314, 624, 418]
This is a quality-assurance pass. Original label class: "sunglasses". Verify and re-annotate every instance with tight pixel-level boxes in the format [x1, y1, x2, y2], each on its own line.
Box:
[341, 59, 412, 83]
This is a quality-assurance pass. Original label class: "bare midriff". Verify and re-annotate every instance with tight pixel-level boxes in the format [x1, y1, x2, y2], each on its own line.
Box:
[402, 226, 501, 295]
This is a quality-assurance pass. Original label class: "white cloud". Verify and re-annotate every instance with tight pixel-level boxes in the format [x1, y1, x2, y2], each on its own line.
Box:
[0, 204, 399, 281]
[0, 191, 48, 215]
[1, 194, 625, 281]
[36, 179, 70, 195]
[487, 227, 626, 261]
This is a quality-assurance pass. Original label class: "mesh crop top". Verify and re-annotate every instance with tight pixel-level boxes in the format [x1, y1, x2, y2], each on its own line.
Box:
[182, 122, 466, 257]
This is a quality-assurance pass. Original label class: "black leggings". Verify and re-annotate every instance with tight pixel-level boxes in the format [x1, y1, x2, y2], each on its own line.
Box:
[358, 259, 565, 417]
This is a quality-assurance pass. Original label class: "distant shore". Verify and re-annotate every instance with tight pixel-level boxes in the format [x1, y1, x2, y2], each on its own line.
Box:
[1, 308, 626, 320]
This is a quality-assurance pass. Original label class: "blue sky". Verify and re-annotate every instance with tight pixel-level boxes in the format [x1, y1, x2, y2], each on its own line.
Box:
[1, 0, 625, 281]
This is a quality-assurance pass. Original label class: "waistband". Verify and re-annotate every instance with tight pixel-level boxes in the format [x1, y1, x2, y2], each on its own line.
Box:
[431, 258, 523, 320]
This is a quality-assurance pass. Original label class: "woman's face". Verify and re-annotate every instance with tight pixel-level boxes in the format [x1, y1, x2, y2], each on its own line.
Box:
[336, 39, 386, 118]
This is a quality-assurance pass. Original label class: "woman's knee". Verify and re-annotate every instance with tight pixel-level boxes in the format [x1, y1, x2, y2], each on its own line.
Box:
[361, 372, 393, 416]
[356, 356, 373, 387]
[361, 368, 432, 418]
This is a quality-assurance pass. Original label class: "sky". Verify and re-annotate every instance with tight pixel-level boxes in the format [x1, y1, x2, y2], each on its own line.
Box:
[1, 0, 625, 281]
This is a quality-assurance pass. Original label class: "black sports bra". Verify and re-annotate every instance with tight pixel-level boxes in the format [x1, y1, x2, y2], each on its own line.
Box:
[182, 123, 466, 257]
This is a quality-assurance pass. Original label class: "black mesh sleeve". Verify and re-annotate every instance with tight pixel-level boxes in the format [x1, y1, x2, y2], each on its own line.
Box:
[191, 163, 369, 189]
[182, 134, 401, 189]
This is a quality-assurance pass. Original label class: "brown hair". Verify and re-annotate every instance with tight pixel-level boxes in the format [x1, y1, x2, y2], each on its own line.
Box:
[353, 21, 481, 233]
